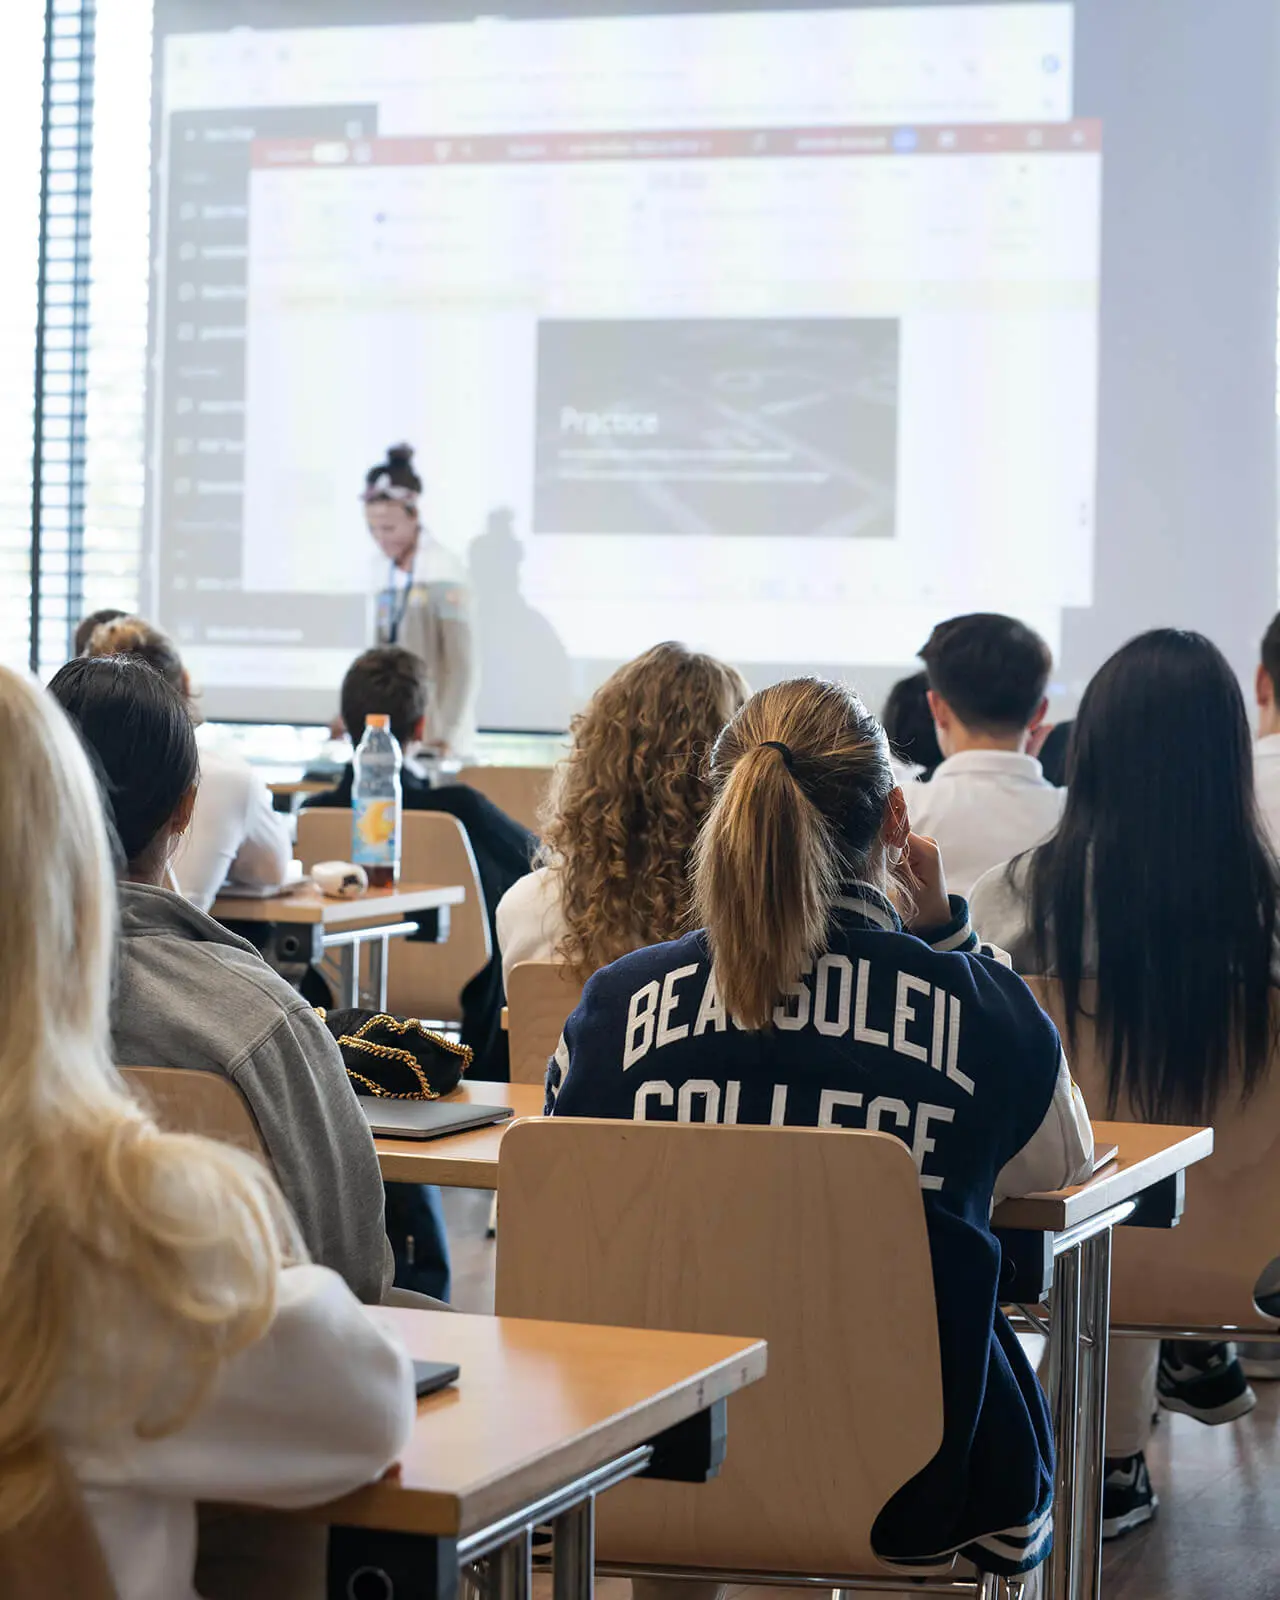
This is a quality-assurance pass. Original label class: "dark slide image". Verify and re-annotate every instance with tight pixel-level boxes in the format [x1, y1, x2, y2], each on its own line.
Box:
[533, 318, 899, 540]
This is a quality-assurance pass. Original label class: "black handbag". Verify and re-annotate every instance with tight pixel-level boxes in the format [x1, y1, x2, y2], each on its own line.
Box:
[316, 1008, 473, 1099]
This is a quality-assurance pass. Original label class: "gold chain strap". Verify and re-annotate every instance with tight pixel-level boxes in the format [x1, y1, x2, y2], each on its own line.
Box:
[316, 1008, 474, 1099]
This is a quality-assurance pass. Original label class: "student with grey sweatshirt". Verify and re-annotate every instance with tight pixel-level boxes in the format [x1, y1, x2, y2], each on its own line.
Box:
[48, 654, 392, 1305]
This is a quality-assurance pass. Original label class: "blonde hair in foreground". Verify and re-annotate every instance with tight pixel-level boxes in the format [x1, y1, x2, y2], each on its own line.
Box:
[693, 678, 896, 1030]
[539, 642, 748, 980]
[0, 668, 299, 1534]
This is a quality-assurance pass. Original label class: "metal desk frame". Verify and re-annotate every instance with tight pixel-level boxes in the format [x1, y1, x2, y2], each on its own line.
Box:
[327, 1404, 725, 1600]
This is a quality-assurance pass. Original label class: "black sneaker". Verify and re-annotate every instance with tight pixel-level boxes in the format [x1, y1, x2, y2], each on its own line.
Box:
[1157, 1339, 1256, 1424]
[1102, 1453, 1158, 1540]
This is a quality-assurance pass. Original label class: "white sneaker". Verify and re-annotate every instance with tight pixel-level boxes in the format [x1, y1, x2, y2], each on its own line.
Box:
[1238, 1343, 1280, 1380]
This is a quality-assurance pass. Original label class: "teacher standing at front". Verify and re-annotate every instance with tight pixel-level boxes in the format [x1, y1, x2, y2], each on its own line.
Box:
[360, 442, 478, 761]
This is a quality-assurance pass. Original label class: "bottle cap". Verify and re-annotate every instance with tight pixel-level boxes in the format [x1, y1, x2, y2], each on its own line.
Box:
[367, 713, 390, 729]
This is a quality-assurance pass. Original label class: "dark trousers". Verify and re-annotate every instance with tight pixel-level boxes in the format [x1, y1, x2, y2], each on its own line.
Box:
[384, 1180, 451, 1302]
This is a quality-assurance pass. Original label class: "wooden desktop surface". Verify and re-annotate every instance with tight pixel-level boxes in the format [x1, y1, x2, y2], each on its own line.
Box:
[991, 1120, 1213, 1231]
[377, 1097, 1213, 1231]
[211, 881, 465, 927]
[314, 1309, 768, 1538]
[267, 779, 336, 798]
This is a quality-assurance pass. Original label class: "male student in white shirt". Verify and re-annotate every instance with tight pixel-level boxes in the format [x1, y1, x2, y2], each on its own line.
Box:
[907, 612, 1066, 896]
[1253, 612, 1280, 848]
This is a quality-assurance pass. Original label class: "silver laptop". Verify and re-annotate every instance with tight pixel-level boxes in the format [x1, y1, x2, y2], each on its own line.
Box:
[359, 1097, 514, 1140]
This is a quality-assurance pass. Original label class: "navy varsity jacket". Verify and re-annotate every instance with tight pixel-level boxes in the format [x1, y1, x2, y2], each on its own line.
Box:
[547, 887, 1093, 1576]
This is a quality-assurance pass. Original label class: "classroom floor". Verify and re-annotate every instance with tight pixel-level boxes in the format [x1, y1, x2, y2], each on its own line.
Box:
[440, 1189, 1280, 1599]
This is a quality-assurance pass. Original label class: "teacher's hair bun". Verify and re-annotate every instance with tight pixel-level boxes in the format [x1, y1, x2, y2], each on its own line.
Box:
[387, 442, 415, 468]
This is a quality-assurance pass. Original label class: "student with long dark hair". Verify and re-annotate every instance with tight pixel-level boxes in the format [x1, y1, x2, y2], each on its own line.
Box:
[549, 678, 1092, 1582]
[81, 616, 290, 910]
[972, 628, 1280, 1537]
[47, 655, 393, 1305]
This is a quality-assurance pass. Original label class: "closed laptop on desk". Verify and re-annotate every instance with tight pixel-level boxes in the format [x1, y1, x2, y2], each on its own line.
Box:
[359, 1098, 513, 1140]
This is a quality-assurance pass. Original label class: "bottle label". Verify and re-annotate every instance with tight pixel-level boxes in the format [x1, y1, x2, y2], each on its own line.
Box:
[352, 796, 401, 866]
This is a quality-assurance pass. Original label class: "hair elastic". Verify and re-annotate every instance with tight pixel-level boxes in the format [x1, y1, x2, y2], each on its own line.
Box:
[760, 740, 796, 773]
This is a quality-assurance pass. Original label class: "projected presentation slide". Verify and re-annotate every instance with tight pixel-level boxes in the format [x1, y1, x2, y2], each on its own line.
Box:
[149, 3, 1098, 727]
[532, 318, 900, 541]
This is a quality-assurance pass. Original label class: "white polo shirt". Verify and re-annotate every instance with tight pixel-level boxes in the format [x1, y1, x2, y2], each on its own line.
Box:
[906, 749, 1066, 898]
[1254, 734, 1280, 848]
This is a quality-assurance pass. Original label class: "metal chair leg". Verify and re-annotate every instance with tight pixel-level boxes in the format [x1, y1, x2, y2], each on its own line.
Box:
[979, 1577, 1028, 1600]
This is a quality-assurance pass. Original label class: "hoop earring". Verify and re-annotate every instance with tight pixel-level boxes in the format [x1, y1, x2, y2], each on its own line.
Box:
[886, 844, 904, 866]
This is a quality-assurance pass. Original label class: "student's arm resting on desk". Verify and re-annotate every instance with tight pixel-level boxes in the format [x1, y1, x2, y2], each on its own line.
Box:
[226, 999, 394, 1303]
[994, 1047, 1094, 1203]
[64, 1265, 415, 1506]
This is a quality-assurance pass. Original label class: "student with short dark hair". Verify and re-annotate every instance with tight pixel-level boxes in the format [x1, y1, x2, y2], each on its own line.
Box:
[909, 613, 1064, 894]
[47, 654, 393, 1306]
[305, 646, 534, 1078]
[549, 677, 1092, 1582]
[971, 628, 1280, 1537]
[1253, 611, 1280, 846]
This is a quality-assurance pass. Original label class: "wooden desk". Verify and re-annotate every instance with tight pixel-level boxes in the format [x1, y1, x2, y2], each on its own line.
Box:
[376, 1080, 542, 1185]
[267, 779, 337, 816]
[320, 1308, 767, 1600]
[993, 1122, 1213, 1600]
[992, 1119, 1213, 1231]
[211, 881, 463, 926]
[212, 882, 466, 1009]
[375, 1108, 1211, 1600]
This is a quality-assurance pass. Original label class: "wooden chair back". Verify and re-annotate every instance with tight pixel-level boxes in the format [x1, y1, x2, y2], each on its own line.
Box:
[496, 1119, 943, 1577]
[1027, 977, 1280, 1333]
[297, 808, 489, 1022]
[455, 765, 552, 836]
[120, 1065, 267, 1159]
[505, 961, 585, 1085]
[0, 1444, 118, 1599]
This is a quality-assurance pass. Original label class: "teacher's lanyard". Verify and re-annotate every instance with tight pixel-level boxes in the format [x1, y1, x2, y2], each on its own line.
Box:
[385, 552, 416, 645]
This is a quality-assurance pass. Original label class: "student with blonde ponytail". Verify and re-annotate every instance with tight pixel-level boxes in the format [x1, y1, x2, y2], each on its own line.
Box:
[549, 678, 1093, 1582]
[0, 666, 414, 1600]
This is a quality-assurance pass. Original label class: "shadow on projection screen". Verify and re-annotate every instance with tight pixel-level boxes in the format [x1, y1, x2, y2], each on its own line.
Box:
[145, 0, 1278, 728]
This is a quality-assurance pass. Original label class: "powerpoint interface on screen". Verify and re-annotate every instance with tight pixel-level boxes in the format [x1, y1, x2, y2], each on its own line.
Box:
[151, 3, 1098, 726]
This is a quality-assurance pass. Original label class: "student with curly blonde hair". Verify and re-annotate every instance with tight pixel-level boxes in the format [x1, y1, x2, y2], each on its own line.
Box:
[496, 642, 747, 987]
[0, 666, 413, 1600]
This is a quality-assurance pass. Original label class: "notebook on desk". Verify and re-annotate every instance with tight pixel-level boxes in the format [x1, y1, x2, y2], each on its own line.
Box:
[359, 1097, 514, 1140]
[1092, 1142, 1119, 1173]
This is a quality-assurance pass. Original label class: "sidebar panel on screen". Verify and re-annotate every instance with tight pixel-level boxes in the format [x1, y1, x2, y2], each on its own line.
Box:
[151, 101, 376, 688]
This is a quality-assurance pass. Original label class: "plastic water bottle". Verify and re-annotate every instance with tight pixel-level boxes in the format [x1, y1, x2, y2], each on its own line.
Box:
[352, 713, 402, 888]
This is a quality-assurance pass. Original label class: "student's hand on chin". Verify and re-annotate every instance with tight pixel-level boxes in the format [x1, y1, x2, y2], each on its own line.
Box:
[903, 832, 951, 932]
